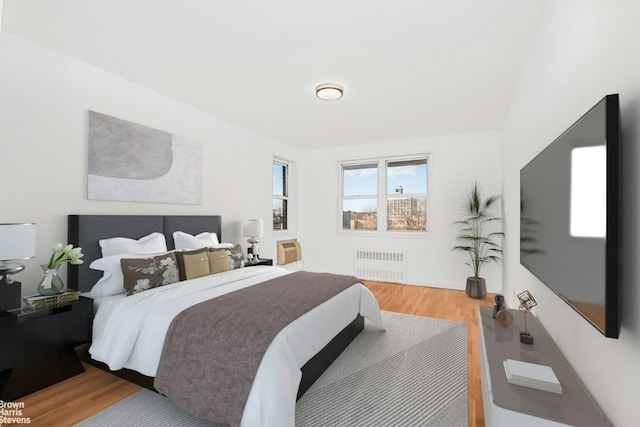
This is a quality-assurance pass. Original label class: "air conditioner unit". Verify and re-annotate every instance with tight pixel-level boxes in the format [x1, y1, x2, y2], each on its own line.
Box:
[276, 239, 302, 265]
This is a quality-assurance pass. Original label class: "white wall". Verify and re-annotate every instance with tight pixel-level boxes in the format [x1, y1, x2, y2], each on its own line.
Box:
[298, 132, 503, 292]
[502, 1, 640, 425]
[0, 31, 504, 298]
[0, 33, 299, 295]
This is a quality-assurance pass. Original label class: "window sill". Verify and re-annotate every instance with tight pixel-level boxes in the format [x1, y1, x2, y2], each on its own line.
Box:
[336, 230, 431, 239]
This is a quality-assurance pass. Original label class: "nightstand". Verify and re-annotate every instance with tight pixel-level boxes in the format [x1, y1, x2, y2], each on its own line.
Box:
[0, 296, 93, 400]
[245, 258, 273, 267]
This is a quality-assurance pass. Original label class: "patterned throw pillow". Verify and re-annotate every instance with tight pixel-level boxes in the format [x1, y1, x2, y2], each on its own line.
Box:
[225, 244, 245, 269]
[121, 253, 179, 295]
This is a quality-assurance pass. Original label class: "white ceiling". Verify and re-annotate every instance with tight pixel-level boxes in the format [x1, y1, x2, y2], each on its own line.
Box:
[3, 0, 547, 149]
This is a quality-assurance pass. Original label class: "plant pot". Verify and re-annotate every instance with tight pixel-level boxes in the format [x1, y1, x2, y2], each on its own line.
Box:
[466, 277, 486, 299]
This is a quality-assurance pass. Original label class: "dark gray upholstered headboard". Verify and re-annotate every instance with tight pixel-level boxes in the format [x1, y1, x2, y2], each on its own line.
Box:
[68, 215, 222, 293]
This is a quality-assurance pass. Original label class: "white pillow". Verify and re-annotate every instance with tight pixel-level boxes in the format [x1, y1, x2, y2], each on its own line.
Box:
[99, 232, 167, 257]
[173, 231, 220, 251]
[90, 252, 168, 298]
[210, 242, 234, 249]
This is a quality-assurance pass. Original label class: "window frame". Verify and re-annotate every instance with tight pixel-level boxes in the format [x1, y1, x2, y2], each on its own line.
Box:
[273, 159, 289, 232]
[338, 154, 430, 236]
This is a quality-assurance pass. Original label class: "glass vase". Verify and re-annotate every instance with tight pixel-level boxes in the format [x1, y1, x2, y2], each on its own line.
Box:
[37, 264, 64, 296]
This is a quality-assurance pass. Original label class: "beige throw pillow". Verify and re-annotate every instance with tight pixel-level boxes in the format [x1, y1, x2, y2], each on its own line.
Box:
[207, 249, 229, 274]
[182, 252, 211, 280]
[175, 248, 208, 281]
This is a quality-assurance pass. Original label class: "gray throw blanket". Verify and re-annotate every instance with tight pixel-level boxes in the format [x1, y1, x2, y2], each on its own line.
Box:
[153, 271, 361, 427]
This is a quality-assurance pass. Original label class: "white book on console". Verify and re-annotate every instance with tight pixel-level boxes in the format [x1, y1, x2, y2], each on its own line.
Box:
[506, 359, 560, 383]
[504, 359, 562, 394]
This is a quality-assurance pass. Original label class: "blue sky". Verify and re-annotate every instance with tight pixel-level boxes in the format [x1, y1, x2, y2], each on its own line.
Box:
[273, 162, 428, 213]
[342, 163, 427, 212]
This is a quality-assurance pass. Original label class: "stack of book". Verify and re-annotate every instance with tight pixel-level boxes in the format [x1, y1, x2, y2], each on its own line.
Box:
[24, 290, 80, 309]
[503, 358, 563, 394]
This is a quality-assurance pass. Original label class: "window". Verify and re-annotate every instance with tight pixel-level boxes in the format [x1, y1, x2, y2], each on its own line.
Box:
[342, 163, 378, 230]
[273, 160, 288, 230]
[340, 156, 428, 233]
[385, 159, 428, 231]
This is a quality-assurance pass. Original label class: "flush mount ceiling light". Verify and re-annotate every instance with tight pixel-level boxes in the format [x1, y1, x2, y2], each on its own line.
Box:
[316, 83, 343, 101]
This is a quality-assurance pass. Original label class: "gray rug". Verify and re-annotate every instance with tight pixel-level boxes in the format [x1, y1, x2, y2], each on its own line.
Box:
[76, 312, 467, 427]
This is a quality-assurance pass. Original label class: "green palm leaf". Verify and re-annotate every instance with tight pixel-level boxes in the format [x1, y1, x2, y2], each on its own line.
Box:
[452, 182, 504, 278]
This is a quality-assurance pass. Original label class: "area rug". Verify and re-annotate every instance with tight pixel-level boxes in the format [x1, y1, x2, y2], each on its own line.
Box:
[75, 311, 467, 427]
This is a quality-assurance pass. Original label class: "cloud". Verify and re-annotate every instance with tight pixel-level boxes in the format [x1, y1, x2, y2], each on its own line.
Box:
[344, 168, 377, 178]
[388, 165, 418, 179]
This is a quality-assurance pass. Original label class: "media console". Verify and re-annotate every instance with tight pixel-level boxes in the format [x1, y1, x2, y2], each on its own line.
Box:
[478, 306, 609, 426]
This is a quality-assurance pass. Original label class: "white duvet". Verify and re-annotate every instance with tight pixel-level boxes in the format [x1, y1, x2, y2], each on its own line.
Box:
[89, 266, 385, 427]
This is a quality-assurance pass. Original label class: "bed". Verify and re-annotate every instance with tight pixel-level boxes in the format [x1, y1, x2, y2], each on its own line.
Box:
[67, 214, 384, 427]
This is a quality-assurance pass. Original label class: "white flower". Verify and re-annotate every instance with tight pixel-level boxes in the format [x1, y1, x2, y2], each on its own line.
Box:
[46, 243, 84, 269]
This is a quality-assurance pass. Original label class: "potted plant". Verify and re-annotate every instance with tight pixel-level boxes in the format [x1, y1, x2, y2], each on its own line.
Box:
[453, 182, 504, 298]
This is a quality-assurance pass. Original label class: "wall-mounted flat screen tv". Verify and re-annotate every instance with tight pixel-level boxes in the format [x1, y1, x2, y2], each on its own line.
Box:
[520, 94, 620, 338]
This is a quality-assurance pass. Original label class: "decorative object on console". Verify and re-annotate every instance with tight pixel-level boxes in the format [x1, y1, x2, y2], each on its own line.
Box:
[37, 243, 84, 296]
[496, 309, 513, 327]
[242, 219, 263, 262]
[0, 223, 36, 310]
[494, 294, 514, 327]
[517, 290, 537, 344]
[493, 294, 505, 319]
[452, 182, 504, 299]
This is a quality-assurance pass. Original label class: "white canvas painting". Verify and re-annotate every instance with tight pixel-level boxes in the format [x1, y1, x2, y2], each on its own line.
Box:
[88, 111, 202, 204]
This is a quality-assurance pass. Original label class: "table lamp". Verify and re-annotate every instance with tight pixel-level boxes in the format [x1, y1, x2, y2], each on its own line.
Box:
[243, 219, 264, 262]
[0, 223, 36, 310]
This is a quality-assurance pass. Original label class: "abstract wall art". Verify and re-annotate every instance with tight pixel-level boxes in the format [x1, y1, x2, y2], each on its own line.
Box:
[88, 111, 202, 204]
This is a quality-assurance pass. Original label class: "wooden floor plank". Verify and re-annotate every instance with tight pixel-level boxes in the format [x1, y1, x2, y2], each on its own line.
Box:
[12, 364, 140, 426]
[11, 282, 493, 426]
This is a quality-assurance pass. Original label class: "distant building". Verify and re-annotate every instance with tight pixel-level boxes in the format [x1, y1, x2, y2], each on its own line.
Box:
[387, 197, 419, 219]
[343, 210, 377, 230]
[343, 197, 426, 231]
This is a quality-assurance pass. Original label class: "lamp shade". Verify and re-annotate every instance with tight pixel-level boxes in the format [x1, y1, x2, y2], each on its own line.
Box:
[0, 223, 37, 261]
[243, 219, 264, 238]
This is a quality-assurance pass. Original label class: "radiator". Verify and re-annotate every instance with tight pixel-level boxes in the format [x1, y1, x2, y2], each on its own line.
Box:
[353, 248, 407, 283]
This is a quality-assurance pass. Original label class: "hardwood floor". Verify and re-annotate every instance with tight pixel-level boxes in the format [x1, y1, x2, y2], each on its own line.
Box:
[11, 282, 494, 426]
[10, 363, 140, 426]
